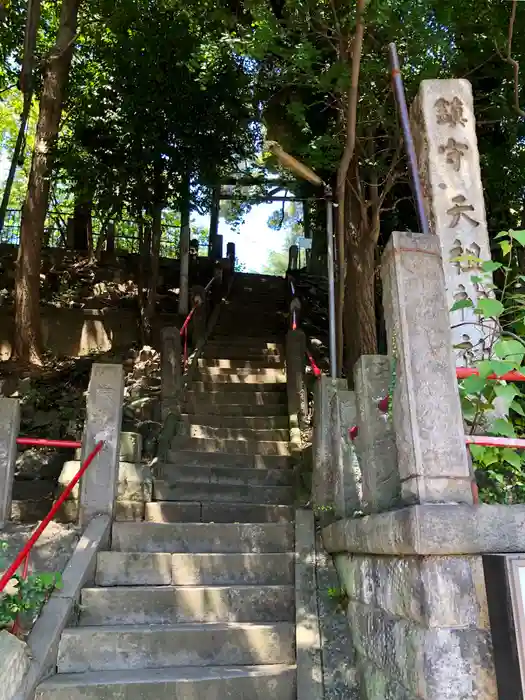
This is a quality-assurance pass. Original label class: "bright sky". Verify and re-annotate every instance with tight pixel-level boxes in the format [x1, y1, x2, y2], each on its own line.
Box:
[193, 202, 287, 273]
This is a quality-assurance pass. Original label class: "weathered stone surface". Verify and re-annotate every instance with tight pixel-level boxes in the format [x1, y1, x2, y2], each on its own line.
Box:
[412, 79, 494, 366]
[312, 377, 347, 512]
[160, 326, 181, 420]
[0, 631, 29, 700]
[322, 503, 525, 556]
[381, 233, 472, 505]
[295, 509, 323, 700]
[111, 521, 294, 554]
[79, 364, 124, 526]
[315, 534, 360, 700]
[347, 600, 496, 699]
[354, 356, 400, 513]
[80, 585, 294, 624]
[335, 553, 489, 630]
[330, 389, 361, 519]
[0, 397, 20, 526]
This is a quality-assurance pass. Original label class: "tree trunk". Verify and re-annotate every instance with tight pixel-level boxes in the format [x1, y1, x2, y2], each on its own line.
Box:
[344, 233, 377, 383]
[13, 0, 81, 364]
[178, 176, 191, 315]
[144, 203, 162, 344]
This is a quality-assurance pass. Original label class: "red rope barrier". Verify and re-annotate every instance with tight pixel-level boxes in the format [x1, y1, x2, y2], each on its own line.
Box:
[16, 438, 81, 449]
[466, 435, 525, 449]
[306, 349, 321, 377]
[0, 440, 104, 593]
[456, 367, 525, 382]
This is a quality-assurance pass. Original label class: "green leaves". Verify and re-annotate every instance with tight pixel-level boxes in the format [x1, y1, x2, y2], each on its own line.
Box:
[475, 297, 504, 318]
[494, 339, 525, 367]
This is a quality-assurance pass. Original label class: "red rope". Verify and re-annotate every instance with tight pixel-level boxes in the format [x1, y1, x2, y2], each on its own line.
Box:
[456, 367, 525, 382]
[0, 440, 104, 593]
[306, 349, 321, 377]
[16, 438, 82, 449]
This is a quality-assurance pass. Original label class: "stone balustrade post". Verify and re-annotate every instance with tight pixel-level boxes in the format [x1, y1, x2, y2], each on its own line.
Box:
[0, 398, 20, 527]
[161, 326, 182, 420]
[288, 244, 299, 271]
[381, 231, 472, 505]
[354, 356, 399, 513]
[79, 363, 125, 526]
[226, 241, 235, 272]
[190, 285, 207, 348]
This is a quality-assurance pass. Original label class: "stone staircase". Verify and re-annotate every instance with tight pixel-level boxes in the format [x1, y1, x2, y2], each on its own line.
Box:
[36, 274, 297, 699]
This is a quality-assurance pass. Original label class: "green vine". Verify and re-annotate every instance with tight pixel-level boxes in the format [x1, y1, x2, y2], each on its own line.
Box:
[452, 229, 525, 504]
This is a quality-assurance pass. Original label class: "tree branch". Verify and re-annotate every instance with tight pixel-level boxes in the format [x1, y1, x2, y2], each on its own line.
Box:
[499, 0, 525, 118]
[335, 0, 366, 372]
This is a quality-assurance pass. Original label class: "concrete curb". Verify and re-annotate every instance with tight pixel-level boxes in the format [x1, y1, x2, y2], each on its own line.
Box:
[295, 509, 323, 700]
[13, 515, 111, 700]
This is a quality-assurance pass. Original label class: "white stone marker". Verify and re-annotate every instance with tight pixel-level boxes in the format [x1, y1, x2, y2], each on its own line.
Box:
[412, 79, 496, 365]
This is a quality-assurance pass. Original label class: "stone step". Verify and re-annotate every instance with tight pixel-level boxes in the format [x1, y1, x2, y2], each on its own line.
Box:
[195, 370, 286, 384]
[155, 463, 293, 487]
[201, 349, 284, 362]
[79, 585, 294, 624]
[182, 425, 290, 441]
[96, 551, 295, 587]
[57, 622, 295, 673]
[179, 413, 289, 430]
[198, 358, 284, 369]
[170, 436, 292, 456]
[36, 665, 296, 700]
[190, 382, 286, 393]
[163, 451, 293, 470]
[145, 502, 294, 524]
[153, 481, 293, 505]
[111, 522, 294, 553]
[182, 401, 289, 417]
[185, 390, 286, 404]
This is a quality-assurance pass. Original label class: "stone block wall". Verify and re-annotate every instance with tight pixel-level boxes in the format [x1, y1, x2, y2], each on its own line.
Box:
[334, 553, 495, 699]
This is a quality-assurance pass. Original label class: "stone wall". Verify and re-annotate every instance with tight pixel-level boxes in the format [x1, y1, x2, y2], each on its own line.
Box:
[333, 552, 494, 699]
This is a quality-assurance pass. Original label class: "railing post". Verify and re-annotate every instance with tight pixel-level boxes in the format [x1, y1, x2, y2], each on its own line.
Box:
[161, 327, 182, 420]
[79, 364, 125, 526]
[226, 241, 235, 272]
[190, 285, 207, 347]
[0, 398, 20, 527]
[288, 244, 298, 271]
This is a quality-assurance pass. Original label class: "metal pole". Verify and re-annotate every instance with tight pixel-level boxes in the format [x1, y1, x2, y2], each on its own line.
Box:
[325, 186, 337, 378]
[388, 42, 430, 236]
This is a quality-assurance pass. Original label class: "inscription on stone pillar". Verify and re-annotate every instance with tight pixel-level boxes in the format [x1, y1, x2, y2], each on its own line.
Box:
[412, 79, 496, 366]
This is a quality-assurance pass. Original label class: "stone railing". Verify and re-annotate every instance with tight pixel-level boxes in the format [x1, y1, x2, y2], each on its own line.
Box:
[311, 231, 525, 699]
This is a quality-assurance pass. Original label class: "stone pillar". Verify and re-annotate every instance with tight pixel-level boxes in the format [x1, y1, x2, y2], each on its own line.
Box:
[288, 244, 298, 271]
[412, 79, 495, 365]
[190, 285, 207, 347]
[226, 241, 235, 271]
[161, 326, 182, 419]
[286, 329, 307, 444]
[0, 398, 20, 527]
[311, 376, 346, 512]
[354, 356, 400, 513]
[208, 185, 220, 258]
[381, 231, 472, 505]
[79, 364, 125, 526]
[212, 234, 223, 261]
[330, 388, 362, 519]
